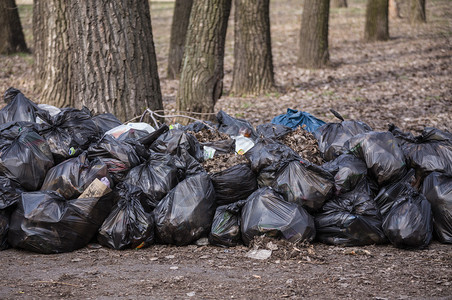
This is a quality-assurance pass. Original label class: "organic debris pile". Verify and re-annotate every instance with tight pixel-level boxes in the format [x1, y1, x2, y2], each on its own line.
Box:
[190, 128, 230, 143]
[190, 127, 250, 173]
[202, 153, 249, 174]
[249, 235, 323, 263]
[278, 127, 324, 165]
[0, 89, 451, 256]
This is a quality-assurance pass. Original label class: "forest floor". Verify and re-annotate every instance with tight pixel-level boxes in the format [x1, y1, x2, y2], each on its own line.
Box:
[0, 0, 451, 299]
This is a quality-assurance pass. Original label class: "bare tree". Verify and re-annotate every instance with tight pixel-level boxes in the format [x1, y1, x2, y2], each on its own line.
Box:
[298, 0, 330, 68]
[167, 0, 194, 79]
[33, 0, 72, 107]
[176, 0, 232, 123]
[0, 0, 28, 54]
[67, 0, 163, 121]
[364, 0, 389, 42]
[331, 0, 348, 8]
[231, 0, 274, 96]
[410, 0, 426, 24]
[389, 0, 401, 19]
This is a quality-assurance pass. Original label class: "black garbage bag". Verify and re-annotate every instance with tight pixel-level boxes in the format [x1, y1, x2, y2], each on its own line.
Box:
[88, 135, 142, 183]
[241, 187, 316, 246]
[117, 129, 152, 142]
[245, 138, 300, 187]
[171, 148, 206, 179]
[150, 129, 204, 162]
[91, 113, 122, 135]
[126, 139, 151, 162]
[217, 110, 258, 140]
[154, 172, 216, 246]
[137, 124, 169, 147]
[201, 139, 235, 156]
[256, 123, 293, 139]
[182, 121, 217, 132]
[112, 124, 157, 142]
[272, 160, 334, 212]
[0, 88, 49, 124]
[37, 108, 100, 162]
[211, 164, 258, 206]
[422, 172, 452, 243]
[322, 153, 368, 195]
[0, 120, 38, 140]
[40, 152, 111, 199]
[124, 152, 179, 210]
[209, 200, 247, 247]
[0, 125, 54, 191]
[390, 125, 452, 178]
[8, 190, 116, 254]
[3, 87, 21, 104]
[0, 209, 10, 250]
[246, 138, 299, 173]
[315, 179, 387, 246]
[0, 175, 23, 210]
[374, 169, 416, 217]
[314, 112, 372, 162]
[346, 131, 406, 186]
[97, 183, 154, 250]
[382, 190, 432, 249]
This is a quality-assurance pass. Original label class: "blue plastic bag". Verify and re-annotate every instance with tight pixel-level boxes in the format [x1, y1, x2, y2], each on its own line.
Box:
[271, 108, 325, 132]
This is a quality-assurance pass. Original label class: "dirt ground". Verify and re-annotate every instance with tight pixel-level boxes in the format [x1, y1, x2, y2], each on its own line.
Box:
[0, 0, 451, 299]
[0, 241, 450, 299]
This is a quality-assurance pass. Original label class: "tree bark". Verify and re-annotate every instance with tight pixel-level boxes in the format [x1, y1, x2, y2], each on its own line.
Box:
[364, 0, 389, 42]
[33, 0, 72, 108]
[297, 0, 330, 69]
[0, 0, 28, 54]
[389, 0, 400, 19]
[410, 0, 426, 24]
[176, 0, 232, 123]
[331, 0, 348, 8]
[67, 0, 163, 122]
[167, 0, 193, 79]
[231, 0, 274, 96]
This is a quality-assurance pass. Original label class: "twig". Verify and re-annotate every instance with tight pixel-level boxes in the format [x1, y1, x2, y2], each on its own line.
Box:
[165, 110, 217, 116]
[124, 115, 142, 124]
[125, 108, 216, 131]
[139, 109, 159, 128]
[146, 109, 216, 130]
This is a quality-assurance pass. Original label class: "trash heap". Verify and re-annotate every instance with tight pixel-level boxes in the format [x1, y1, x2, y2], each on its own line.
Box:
[0, 89, 451, 254]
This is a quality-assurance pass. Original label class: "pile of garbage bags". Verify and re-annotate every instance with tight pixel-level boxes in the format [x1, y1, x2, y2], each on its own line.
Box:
[0, 88, 450, 254]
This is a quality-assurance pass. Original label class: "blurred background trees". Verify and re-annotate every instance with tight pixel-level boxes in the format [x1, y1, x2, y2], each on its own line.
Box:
[0, 0, 28, 54]
[176, 0, 232, 123]
[364, 0, 389, 42]
[167, 0, 193, 79]
[32, 0, 162, 122]
[231, 0, 274, 96]
[298, 0, 330, 68]
[1, 0, 433, 122]
[410, 0, 426, 23]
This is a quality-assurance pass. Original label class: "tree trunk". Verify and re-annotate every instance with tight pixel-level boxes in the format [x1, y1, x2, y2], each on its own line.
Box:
[176, 0, 232, 124]
[231, 0, 274, 96]
[297, 0, 330, 69]
[33, 0, 72, 108]
[389, 0, 401, 19]
[67, 0, 163, 122]
[410, 0, 426, 24]
[389, 0, 400, 19]
[0, 0, 28, 54]
[364, 0, 389, 42]
[331, 0, 348, 8]
[167, 0, 193, 79]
